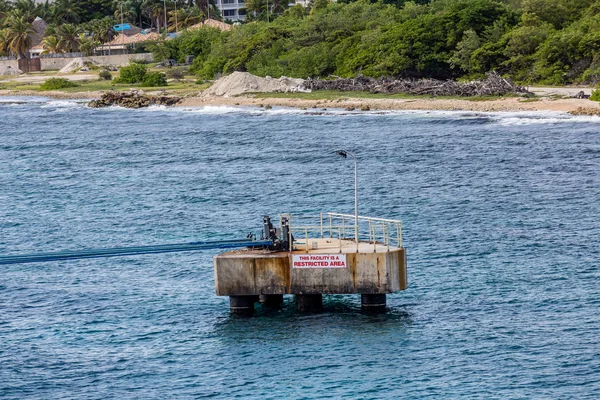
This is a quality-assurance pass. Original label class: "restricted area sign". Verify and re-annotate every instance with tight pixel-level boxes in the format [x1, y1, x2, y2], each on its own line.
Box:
[292, 254, 347, 269]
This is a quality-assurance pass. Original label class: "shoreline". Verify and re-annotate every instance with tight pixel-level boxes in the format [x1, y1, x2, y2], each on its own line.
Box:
[179, 95, 598, 113]
[1, 88, 598, 113]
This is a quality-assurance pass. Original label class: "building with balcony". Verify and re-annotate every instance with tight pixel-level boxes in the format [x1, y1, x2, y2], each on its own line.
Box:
[216, 0, 247, 22]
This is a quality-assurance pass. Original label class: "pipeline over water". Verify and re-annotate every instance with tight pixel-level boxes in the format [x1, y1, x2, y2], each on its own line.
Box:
[0, 239, 272, 265]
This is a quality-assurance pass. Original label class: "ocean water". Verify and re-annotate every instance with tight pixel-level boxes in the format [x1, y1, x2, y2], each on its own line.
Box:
[0, 97, 599, 399]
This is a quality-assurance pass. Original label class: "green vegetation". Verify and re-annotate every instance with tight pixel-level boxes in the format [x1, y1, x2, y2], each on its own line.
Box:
[114, 62, 147, 83]
[143, 0, 600, 86]
[98, 69, 112, 80]
[2, 0, 600, 87]
[39, 77, 78, 90]
[165, 67, 187, 80]
[113, 62, 168, 86]
[141, 71, 167, 86]
[590, 89, 600, 101]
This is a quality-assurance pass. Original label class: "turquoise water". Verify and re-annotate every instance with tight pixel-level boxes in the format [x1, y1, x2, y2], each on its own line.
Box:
[1, 97, 599, 398]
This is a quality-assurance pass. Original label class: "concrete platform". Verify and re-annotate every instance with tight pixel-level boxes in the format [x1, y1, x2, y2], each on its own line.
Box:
[214, 238, 407, 297]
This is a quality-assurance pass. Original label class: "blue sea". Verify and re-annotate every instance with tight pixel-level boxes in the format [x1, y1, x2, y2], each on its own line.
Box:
[0, 97, 599, 399]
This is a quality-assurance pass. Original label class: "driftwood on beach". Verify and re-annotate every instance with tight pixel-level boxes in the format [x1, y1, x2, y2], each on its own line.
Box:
[304, 72, 531, 97]
[88, 91, 181, 108]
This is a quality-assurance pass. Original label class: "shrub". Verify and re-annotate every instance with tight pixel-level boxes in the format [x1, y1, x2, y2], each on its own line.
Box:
[40, 78, 78, 90]
[114, 63, 147, 84]
[165, 67, 187, 81]
[141, 72, 168, 87]
[98, 70, 112, 80]
[590, 89, 600, 102]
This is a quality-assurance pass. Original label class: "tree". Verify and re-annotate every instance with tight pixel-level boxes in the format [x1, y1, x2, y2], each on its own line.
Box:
[5, 15, 35, 58]
[52, 0, 83, 24]
[0, 28, 10, 56]
[449, 29, 481, 73]
[56, 23, 81, 52]
[0, 0, 14, 21]
[87, 17, 115, 43]
[245, 0, 266, 20]
[79, 33, 100, 55]
[168, 7, 202, 30]
[143, 0, 166, 31]
[114, 0, 145, 28]
[11, 0, 41, 22]
[41, 34, 61, 52]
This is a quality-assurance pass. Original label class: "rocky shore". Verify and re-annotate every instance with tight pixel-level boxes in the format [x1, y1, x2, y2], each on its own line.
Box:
[88, 91, 181, 108]
[1, 89, 598, 114]
[178, 95, 599, 114]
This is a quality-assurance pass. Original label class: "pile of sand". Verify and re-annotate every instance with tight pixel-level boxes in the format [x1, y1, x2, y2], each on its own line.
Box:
[203, 71, 306, 97]
[59, 58, 96, 73]
[0, 66, 23, 75]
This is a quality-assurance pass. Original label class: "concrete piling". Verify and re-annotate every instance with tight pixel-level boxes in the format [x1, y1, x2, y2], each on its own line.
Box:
[361, 293, 387, 310]
[229, 295, 256, 315]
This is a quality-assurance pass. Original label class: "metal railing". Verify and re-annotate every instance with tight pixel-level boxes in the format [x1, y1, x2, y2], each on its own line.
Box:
[280, 212, 402, 253]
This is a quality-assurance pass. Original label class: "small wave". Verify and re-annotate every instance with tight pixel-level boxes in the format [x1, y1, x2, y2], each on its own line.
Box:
[495, 113, 600, 125]
[64, 99, 600, 124]
[144, 104, 168, 111]
[0, 96, 49, 105]
[40, 100, 85, 109]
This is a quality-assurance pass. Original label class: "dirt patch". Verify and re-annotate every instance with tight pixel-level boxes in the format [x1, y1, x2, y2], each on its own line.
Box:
[203, 72, 305, 97]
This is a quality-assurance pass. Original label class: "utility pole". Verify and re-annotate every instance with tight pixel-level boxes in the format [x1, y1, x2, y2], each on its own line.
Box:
[121, 1, 126, 54]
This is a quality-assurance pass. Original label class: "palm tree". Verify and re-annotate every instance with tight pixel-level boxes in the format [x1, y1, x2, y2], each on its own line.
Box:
[12, 0, 41, 22]
[0, 0, 14, 22]
[88, 17, 115, 44]
[195, 0, 217, 21]
[245, 0, 266, 21]
[41, 34, 61, 53]
[5, 15, 35, 58]
[270, 0, 288, 15]
[0, 28, 10, 57]
[52, 0, 82, 24]
[56, 23, 80, 52]
[168, 6, 202, 31]
[143, 0, 166, 31]
[181, 7, 203, 28]
[78, 34, 100, 56]
[114, 0, 146, 28]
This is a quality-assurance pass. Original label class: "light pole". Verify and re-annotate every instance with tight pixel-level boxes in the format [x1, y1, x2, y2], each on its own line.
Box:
[334, 150, 359, 249]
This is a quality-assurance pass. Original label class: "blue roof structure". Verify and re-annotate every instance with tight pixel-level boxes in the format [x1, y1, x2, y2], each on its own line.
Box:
[113, 23, 132, 32]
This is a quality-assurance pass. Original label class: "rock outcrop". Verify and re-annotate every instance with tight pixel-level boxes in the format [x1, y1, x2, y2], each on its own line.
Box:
[88, 91, 181, 108]
[569, 107, 600, 116]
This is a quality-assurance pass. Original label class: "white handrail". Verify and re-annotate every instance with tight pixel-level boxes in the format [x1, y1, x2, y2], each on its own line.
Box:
[281, 212, 403, 251]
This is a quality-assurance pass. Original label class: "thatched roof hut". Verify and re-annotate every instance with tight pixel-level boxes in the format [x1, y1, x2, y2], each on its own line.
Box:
[31, 17, 47, 47]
